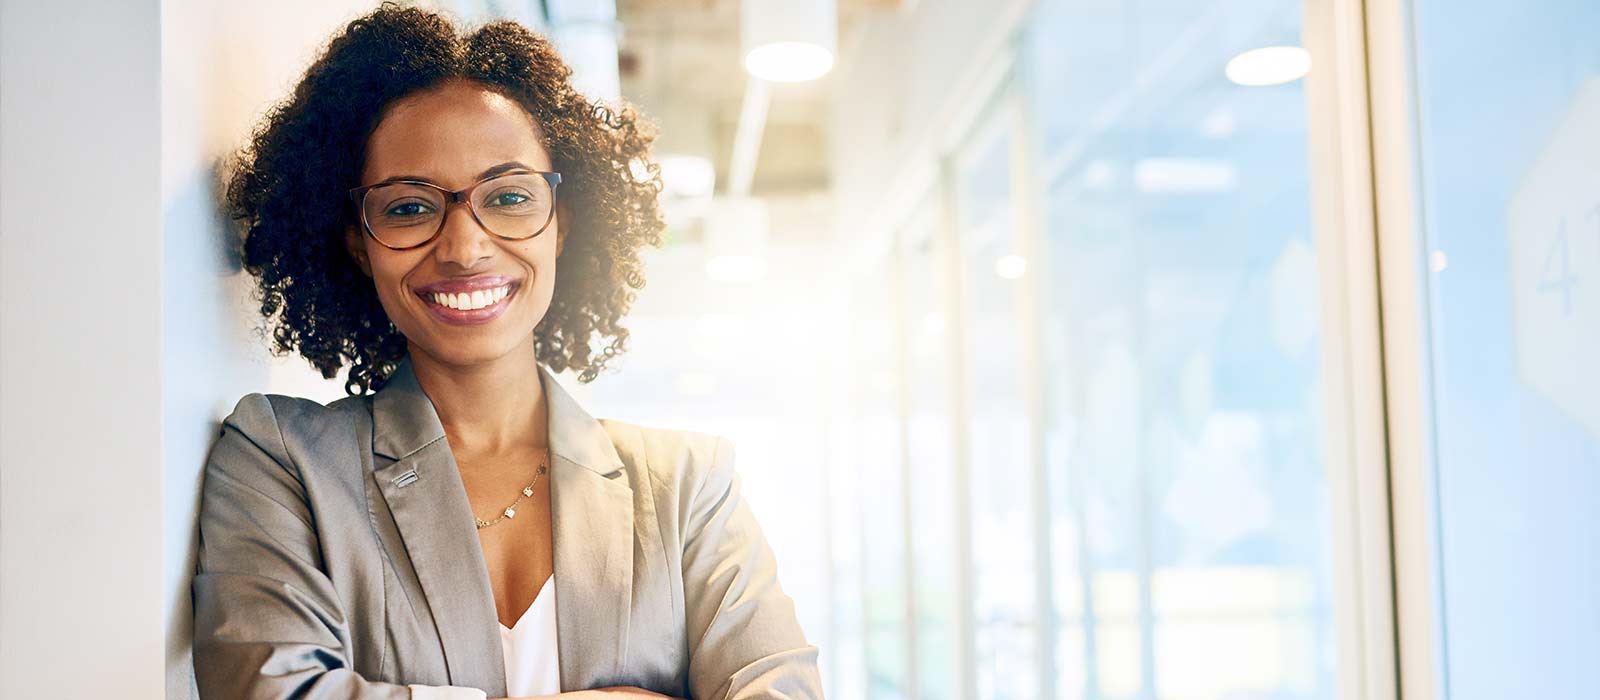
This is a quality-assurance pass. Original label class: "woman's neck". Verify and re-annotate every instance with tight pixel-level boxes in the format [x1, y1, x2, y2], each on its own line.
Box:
[406, 341, 549, 456]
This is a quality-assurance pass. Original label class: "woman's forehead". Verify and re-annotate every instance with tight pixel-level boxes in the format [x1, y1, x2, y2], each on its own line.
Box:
[362, 82, 552, 186]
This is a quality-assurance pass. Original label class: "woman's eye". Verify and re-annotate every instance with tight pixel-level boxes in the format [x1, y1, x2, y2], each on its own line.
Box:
[385, 202, 432, 217]
[488, 192, 530, 207]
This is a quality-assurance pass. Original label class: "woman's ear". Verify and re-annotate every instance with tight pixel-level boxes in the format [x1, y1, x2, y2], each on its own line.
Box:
[344, 223, 373, 278]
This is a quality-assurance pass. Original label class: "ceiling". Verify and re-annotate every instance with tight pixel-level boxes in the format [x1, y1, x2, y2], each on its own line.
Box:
[614, 0, 906, 201]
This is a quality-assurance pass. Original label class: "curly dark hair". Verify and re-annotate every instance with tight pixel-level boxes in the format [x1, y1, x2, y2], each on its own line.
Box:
[224, 2, 664, 396]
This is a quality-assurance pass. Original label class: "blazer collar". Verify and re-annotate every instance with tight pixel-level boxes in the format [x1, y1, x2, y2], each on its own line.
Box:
[372, 354, 625, 477]
[369, 354, 634, 693]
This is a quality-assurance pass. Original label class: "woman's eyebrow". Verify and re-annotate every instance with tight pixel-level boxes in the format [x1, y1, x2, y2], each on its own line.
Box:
[372, 161, 535, 186]
[475, 161, 535, 179]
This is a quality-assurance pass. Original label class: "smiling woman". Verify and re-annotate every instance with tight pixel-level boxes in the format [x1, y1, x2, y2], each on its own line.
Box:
[197, 5, 823, 700]
[225, 5, 661, 396]
[341, 80, 572, 367]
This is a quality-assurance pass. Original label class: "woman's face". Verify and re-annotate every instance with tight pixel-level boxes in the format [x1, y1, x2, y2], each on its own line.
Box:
[345, 79, 564, 369]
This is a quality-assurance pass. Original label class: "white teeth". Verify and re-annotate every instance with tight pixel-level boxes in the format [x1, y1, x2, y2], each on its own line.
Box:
[428, 285, 511, 311]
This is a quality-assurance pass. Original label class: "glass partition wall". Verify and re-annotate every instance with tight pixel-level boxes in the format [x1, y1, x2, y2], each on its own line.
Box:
[834, 0, 1595, 698]
[900, 200, 965, 700]
[1028, 1, 1335, 699]
[840, 1, 1343, 699]
[850, 268, 913, 700]
[1386, 0, 1600, 698]
[955, 104, 1045, 700]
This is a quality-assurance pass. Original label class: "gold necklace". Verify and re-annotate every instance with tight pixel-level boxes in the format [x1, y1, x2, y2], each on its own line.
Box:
[474, 459, 548, 529]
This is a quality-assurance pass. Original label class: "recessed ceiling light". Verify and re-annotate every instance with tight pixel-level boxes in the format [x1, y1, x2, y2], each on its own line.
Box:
[1225, 46, 1311, 86]
[741, 0, 836, 82]
[994, 254, 1027, 280]
[744, 42, 834, 82]
[1134, 158, 1239, 194]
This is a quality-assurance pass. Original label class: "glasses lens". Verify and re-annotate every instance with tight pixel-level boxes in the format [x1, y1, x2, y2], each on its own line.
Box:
[363, 183, 447, 248]
[471, 174, 555, 239]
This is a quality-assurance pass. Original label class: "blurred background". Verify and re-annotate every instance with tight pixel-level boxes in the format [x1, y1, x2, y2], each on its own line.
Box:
[1, 0, 1596, 699]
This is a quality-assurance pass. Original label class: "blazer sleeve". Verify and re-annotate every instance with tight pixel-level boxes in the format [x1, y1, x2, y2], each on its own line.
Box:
[191, 393, 486, 700]
[682, 436, 824, 700]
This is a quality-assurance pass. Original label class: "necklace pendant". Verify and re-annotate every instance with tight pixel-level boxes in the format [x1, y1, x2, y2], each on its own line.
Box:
[522, 486, 534, 497]
[504, 506, 516, 518]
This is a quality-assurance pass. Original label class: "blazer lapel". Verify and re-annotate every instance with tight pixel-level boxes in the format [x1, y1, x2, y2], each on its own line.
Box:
[371, 355, 506, 696]
[540, 362, 635, 690]
[370, 355, 634, 695]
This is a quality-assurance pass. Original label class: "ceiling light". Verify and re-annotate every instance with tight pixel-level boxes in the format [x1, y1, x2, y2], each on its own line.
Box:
[744, 43, 834, 82]
[995, 254, 1027, 280]
[741, 0, 836, 83]
[1225, 46, 1311, 86]
[1133, 158, 1238, 194]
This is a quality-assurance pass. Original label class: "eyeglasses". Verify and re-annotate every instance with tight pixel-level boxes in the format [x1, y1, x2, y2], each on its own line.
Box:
[348, 171, 563, 250]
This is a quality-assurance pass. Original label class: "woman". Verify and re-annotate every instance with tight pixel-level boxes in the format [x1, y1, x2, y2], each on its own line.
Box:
[191, 5, 821, 700]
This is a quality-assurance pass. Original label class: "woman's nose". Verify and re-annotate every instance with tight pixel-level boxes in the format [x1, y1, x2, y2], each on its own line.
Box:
[430, 201, 496, 267]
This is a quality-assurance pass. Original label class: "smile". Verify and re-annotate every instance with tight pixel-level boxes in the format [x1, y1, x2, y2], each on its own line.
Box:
[427, 284, 512, 310]
[416, 282, 519, 325]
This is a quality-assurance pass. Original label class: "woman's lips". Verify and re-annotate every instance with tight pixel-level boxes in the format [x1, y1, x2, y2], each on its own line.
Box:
[416, 281, 518, 326]
[413, 274, 516, 295]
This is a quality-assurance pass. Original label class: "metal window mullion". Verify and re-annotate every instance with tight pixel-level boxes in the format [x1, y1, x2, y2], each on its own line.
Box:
[938, 151, 979, 700]
[892, 228, 923, 700]
[1005, 35, 1058, 700]
[1362, 0, 1441, 698]
[1302, 0, 1436, 698]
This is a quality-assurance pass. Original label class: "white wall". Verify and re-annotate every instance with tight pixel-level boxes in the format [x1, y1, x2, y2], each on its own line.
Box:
[1, 1, 164, 698]
[160, 3, 410, 697]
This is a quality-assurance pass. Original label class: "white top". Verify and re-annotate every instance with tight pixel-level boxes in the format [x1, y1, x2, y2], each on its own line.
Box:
[499, 574, 561, 697]
[407, 574, 560, 700]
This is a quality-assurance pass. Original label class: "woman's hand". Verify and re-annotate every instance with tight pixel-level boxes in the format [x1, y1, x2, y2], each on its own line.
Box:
[496, 686, 686, 700]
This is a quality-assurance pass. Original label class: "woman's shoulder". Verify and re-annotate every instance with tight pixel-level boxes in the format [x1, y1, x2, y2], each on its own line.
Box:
[212, 391, 371, 479]
[219, 391, 368, 440]
[595, 418, 737, 499]
[221, 390, 350, 424]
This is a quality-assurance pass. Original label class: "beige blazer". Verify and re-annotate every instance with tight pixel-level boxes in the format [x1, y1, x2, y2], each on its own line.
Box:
[191, 354, 823, 700]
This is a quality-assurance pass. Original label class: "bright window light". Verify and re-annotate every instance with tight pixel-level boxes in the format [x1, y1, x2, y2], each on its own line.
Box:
[995, 254, 1027, 280]
[658, 155, 716, 199]
[744, 42, 834, 82]
[1225, 46, 1311, 86]
[675, 372, 717, 397]
[706, 254, 766, 283]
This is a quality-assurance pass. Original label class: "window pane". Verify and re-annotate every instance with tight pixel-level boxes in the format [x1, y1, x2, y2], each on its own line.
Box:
[902, 207, 962, 700]
[1405, 0, 1600, 697]
[958, 119, 1041, 700]
[1026, 0, 1336, 698]
[852, 272, 911, 700]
